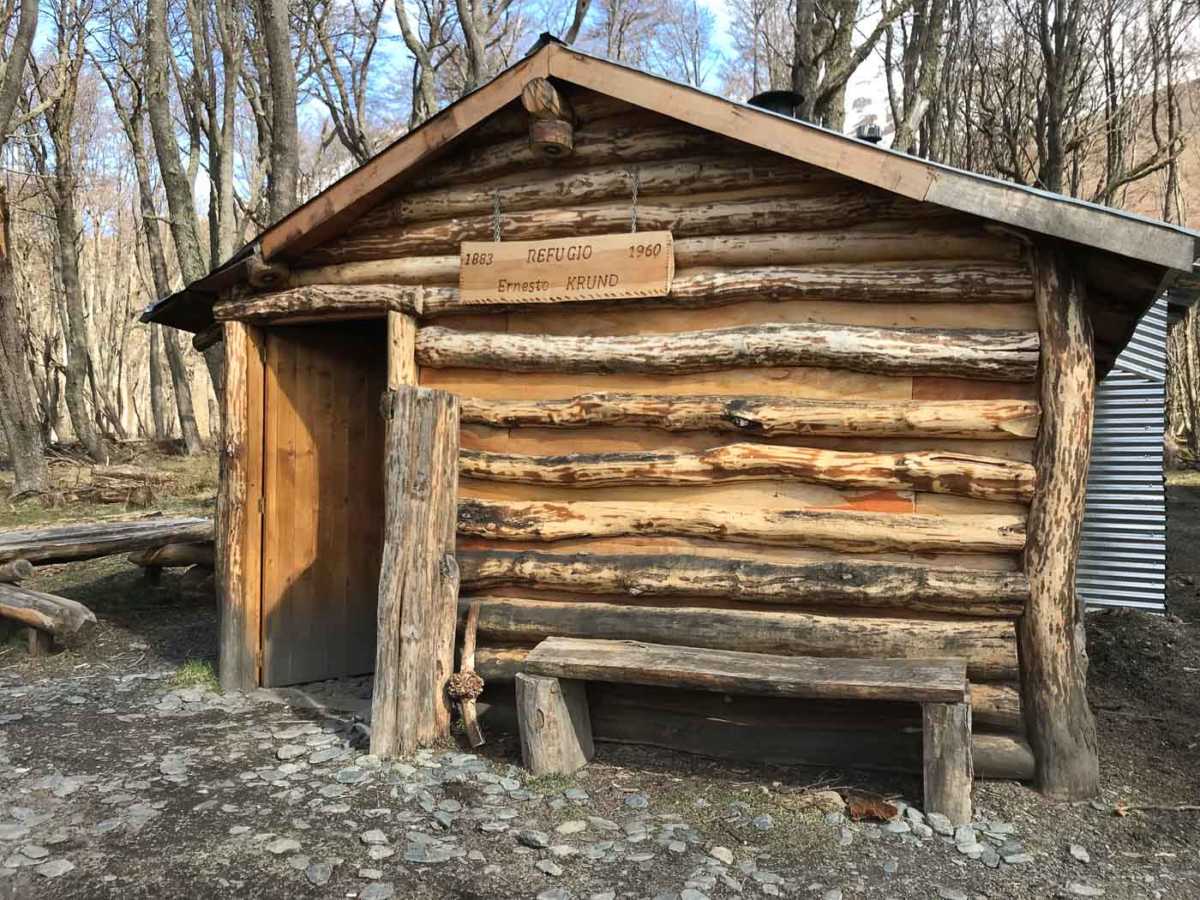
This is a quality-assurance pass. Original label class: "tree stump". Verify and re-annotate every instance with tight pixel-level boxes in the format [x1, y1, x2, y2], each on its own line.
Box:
[923, 701, 974, 825]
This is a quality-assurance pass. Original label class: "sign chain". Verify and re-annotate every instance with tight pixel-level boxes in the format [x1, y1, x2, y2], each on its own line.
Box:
[627, 167, 639, 233]
[492, 191, 502, 242]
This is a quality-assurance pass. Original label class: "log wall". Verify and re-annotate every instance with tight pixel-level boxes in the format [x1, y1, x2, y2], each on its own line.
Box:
[250, 86, 1041, 776]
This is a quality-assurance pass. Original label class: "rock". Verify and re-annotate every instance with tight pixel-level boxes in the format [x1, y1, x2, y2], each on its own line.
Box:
[1067, 884, 1105, 898]
[19, 846, 49, 861]
[36, 859, 76, 878]
[752, 814, 774, 831]
[953, 824, 976, 845]
[335, 767, 367, 784]
[936, 888, 968, 900]
[926, 812, 954, 836]
[367, 846, 395, 861]
[360, 829, 388, 845]
[1003, 852, 1034, 865]
[681, 890, 710, 900]
[518, 830, 551, 849]
[536, 859, 563, 876]
[710, 846, 734, 865]
[286, 854, 310, 871]
[358, 868, 382, 879]
[537, 890, 571, 900]
[882, 820, 910, 835]
[564, 788, 589, 802]
[403, 842, 454, 864]
[359, 884, 396, 900]
[1070, 844, 1091, 864]
[306, 861, 333, 886]
[796, 789, 846, 814]
[882, 860, 898, 876]
[982, 847, 1001, 868]
[624, 793, 649, 809]
[267, 838, 301, 855]
[276, 744, 306, 761]
[822, 890, 843, 900]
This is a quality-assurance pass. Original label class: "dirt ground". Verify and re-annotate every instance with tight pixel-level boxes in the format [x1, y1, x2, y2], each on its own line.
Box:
[1, 454, 1198, 899]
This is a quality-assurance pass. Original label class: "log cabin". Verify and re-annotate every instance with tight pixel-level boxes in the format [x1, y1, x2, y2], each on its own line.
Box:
[144, 36, 1200, 802]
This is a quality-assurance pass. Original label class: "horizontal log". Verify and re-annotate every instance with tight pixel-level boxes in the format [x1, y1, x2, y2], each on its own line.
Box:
[417, 324, 1039, 381]
[460, 444, 1035, 502]
[526, 636, 969, 703]
[473, 647, 1022, 732]
[973, 733, 1035, 781]
[127, 542, 215, 569]
[285, 227, 1023, 290]
[457, 499, 1026, 553]
[358, 156, 834, 230]
[274, 262, 1034, 322]
[0, 516, 214, 565]
[459, 393, 1041, 440]
[0, 559, 33, 583]
[301, 189, 937, 266]
[456, 550, 1027, 617]
[460, 597, 1017, 681]
[0, 583, 96, 637]
[213, 284, 421, 322]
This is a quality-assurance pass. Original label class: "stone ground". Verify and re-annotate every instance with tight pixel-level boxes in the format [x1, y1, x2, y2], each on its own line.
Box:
[0, 478, 1197, 899]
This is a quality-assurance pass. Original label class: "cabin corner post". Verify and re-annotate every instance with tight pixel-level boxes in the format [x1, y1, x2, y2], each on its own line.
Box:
[217, 319, 265, 692]
[371, 385, 460, 758]
[1019, 244, 1100, 800]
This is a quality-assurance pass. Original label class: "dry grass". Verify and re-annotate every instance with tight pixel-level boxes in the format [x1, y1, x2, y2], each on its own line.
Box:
[0, 446, 217, 530]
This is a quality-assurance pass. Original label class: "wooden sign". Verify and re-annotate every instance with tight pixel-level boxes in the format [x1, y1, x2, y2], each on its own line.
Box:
[459, 231, 674, 305]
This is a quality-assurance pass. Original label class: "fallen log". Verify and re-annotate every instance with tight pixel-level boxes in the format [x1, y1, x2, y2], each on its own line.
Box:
[456, 550, 1027, 618]
[472, 645, 1021, 727]
[460, 444, 1035, 502]
[0, 516, 214, 565]
[0, 583, 96, 638]
[459, 597, 1018, 681]
[416, 323, 1040, 382]
[457, 498, 1026, 554]
[459, 393, 1041, 440]
[0, 559, 33, 583]
[127, 543, 215, 569]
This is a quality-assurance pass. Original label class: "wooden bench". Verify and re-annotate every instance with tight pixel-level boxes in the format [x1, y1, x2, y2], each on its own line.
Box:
[515, 636, 974, 824]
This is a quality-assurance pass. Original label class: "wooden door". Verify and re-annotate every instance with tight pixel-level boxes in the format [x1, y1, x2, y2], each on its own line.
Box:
[261, 322, 387, 686]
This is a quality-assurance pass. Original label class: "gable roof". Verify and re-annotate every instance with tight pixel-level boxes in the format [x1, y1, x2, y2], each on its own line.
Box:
[146, 35, 1200, 335]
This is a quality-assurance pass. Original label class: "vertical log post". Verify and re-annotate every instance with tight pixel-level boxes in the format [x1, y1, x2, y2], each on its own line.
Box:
[515, 673, 594, 775]
[371, 386, 460, 758]
[217, 320, 265, 692]
[387, 310, 417, 389]
[1019, 245, 1100, 799]
[922, 701, 973, 825]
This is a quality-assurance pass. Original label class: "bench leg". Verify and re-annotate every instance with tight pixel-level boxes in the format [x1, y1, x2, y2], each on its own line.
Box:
[515, 673, 594, 776]
[923, 701, 973, 825]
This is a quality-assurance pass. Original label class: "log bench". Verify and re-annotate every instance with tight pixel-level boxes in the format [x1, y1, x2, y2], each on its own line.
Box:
[516, 636, 974, 824]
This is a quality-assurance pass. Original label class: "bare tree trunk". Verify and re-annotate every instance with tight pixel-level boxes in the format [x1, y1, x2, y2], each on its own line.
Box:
[148, 324, 168, 440]
[50, 180, 105, 462]
[257, 0, 299, 223]
[0, 189, 48, 496]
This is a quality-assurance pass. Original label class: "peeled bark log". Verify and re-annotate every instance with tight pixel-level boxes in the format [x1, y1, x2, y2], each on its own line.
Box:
[460, 444, 1035, 502]
[0, 559, 33, 583]
[459, 393, 1041, 440]
[214, 284, 421, 323]
[456, 550, 1027, 618]
[371, 387, 461, 758]
[417, 323, 1039, 381]
[127, 543, 215, 569]
[302, 188, 936, 266]
[0, 517, 214, 565]
[0, 583, 96, 638]
[285, 226, 1022, 290]
[458, 498, 1026, 554]
[460, 596, 1017, 681]
[1019, 246, 1100, 800]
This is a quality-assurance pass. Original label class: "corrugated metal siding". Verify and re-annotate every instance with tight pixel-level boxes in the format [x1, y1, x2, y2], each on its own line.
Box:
[1077, 297, 1167, 611]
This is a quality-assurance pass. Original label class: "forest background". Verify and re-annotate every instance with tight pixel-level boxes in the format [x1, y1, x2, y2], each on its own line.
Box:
[0, 0, 1197, 498]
